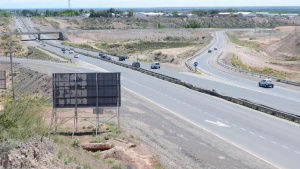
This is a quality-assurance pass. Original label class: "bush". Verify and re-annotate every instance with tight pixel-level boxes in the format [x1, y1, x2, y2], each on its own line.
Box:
[105, 158, 115, 164]
[111, 162, 127, 169]
[72, 139, 80, 148]
[0, 95, 48, 141]
[90, 136, 106, 143]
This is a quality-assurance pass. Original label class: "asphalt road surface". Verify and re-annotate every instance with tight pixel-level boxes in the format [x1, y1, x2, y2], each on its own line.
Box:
[12, 17, 300, 169]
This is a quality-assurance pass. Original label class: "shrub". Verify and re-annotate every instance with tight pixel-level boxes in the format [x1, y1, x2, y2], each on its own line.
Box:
[72, 139, 80, 148]
[111, 162, 127, 169]
[90, 136, 106, 143]
[105, 158, 115, 164]
[0, 95, 48, 141]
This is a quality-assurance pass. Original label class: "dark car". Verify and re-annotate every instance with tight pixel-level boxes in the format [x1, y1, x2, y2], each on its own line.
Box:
[62, 48, 66, 52]
[99, 51, 105, 56]
[132, 61, 140, 68]
[101, 55, 111, 60]
[208, 49, 212, 53]
[119, 56, 126, 61]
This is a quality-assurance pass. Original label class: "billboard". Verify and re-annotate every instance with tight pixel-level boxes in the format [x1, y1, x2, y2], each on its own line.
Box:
[53, 72, 121, 108]
[0, 71, 6, 89]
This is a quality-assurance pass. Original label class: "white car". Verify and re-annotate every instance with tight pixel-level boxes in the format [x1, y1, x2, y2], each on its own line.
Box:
[151, 62, 161, 69]
[69, 50, 74, 54]
[74, 54, 79, 58]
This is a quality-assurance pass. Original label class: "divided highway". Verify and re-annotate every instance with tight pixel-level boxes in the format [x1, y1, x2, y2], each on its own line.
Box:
[13, 17, 300, 169]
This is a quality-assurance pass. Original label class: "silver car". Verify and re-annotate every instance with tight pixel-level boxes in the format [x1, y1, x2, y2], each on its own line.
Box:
[258, 79, 274, 88]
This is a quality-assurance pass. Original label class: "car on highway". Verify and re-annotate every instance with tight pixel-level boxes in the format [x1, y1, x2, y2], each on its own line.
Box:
[132, 61, 140, 68]
[101, 55, 111, 60]
[62, 48, 66, 52]
[74, 54, 79, 58]
[258, 79, 274, 88]
[69, 50, 74, 54]
[208, 49, 212, 53]
[214, 47, 217, 50]
[99, 51, 105, 56]
[119, 56, 126, 61]
[151, 62, 161, 69]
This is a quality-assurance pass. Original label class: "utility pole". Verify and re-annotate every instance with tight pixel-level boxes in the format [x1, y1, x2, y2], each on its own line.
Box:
[8, 45, 15, 102]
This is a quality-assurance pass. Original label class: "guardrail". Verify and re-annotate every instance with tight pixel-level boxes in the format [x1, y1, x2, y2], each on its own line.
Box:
[216, 52, 300, 86]
[20, 17, 299, 124]
[42, 33, 300, 125]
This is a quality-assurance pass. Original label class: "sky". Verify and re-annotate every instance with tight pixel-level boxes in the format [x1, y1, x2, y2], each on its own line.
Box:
[0, 0, 299, 9]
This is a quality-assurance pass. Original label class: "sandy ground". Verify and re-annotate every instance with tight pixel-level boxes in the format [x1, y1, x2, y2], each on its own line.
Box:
[223, 27, 300, 81]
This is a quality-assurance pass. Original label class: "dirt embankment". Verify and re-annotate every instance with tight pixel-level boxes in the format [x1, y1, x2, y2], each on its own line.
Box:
[223, 27, 300, 81]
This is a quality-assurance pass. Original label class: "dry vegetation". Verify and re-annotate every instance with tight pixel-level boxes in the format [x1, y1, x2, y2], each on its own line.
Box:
[35, 17, 299, 30]
[226, 26, 300, 81]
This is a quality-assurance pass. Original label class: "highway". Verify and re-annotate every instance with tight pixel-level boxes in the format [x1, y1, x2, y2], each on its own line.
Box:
[17, 17, 300, 115]
[13, 17, 300, 169]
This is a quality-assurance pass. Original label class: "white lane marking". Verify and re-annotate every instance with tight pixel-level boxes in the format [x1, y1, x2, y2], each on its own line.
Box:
[20, 44, 280, 169]
[259, 136, 265, 139]
[217, 118, 221, 120]
[241, 128, 246, 131]
[204, 112, 208, 114]
[281, 145, 289, 149]
[211, 115, 214, 117]
[224, 121, 229, 123]
[295, 151, 300, 155]
[205, 120, 230, 127]
[250, 132, 255, 135]
[271, 141, 276, 144]
[198, 109, 202, 112]
[232, 124, 236, 127]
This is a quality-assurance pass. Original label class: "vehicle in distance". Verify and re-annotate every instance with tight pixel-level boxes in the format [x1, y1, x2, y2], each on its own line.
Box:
[62, 48, 66, 52]
[69, 50, 74, 54]
[214, 47, 217, 50]
[259, 79, 274, 88]
[208, 49, 212, 53]
[151, 62, 161, 69]
[99, 51, 105, 56]
[101, 55, 111, 60]
[132, 61, 140, 68]
[74, 54, 79, 58]
[119, 56, 126, 61]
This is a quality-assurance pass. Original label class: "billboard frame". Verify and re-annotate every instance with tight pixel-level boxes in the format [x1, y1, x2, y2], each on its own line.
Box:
[0, 71, 6, 89]
[52, 72, 121, 138]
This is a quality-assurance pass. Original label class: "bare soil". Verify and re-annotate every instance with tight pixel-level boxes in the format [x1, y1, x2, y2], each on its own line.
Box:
[224, 27, 300, 81]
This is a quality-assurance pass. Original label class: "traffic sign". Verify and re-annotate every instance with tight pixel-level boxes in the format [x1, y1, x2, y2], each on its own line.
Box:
[194, 62, 198, 67]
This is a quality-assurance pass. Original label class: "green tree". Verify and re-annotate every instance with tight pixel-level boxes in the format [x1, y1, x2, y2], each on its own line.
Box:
[172, 11, 179, 17]
[79, 9, 84, 14]
[128, 10, 134, 17]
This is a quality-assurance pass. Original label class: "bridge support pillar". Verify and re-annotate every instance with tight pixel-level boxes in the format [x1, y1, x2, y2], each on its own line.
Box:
[38, 34, 41, 40]
[59, 32, 65, 41]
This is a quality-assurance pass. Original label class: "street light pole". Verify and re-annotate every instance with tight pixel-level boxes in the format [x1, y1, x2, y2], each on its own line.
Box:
[9, 45, 15, 102]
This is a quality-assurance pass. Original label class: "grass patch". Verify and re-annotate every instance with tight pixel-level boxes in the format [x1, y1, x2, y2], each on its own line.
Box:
[62, 42, 96, 51]
[105, 121, 115, 126]
[284, 56, 300, 61]
[27, 46, 59, 60]
[90, 136, 106, 143]
[230, 55, 249, 71]
[152, 160, 162, 169]
[0, 94, 51, 151]
[36, 46, 71, 61]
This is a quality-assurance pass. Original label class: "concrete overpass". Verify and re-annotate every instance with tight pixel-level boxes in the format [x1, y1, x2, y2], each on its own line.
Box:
[0, 31, 65, 40]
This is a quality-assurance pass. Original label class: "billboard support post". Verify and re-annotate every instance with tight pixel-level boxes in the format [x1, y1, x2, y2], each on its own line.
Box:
[117, 73, 120, 129]
[96, 73, 99, 136]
